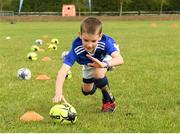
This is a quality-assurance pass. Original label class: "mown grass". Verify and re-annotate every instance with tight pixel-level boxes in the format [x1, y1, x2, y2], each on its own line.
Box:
[0, 20, 179, 132]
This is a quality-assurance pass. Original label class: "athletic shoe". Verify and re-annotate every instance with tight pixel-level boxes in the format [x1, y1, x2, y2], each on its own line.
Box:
[102, 99, 116, 112]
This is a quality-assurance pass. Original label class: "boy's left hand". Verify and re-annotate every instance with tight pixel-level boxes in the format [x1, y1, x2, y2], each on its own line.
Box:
[86, 54, 105, 68]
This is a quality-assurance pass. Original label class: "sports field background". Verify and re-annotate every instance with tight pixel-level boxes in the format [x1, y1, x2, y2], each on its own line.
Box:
[0, 20, 179, 132]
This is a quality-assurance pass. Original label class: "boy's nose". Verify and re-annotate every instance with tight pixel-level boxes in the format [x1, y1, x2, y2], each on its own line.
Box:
[86, 43, 93, 48]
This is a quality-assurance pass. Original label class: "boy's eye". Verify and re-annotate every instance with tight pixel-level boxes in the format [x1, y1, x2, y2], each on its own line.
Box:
[92, 40, 97, 43]
[83, 39, 97, 43]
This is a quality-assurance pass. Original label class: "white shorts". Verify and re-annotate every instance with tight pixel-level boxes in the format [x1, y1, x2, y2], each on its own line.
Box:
[82, 55, 112, 79]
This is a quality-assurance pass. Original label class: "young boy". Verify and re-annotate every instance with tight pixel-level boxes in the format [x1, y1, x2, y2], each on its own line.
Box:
[53, 17, 124, 112]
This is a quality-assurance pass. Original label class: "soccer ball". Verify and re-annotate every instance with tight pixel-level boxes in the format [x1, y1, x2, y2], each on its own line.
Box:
[35, 39, 43, 45]
[27, 52, 38, 60]
[17, 68, 31, 80]
[61, 51, 69, 60]
[51, 38, 59, 44]
[49, 103, 77, 124]
[48, 44, 57, 50]
[31, 45, 39, 51]
[66, 70, 72, 79]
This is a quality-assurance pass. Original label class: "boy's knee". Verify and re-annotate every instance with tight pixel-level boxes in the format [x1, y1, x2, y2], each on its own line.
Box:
[82, 86, 96, 96]
[82, 78, 96, 96]
[94, 76, 108, 89]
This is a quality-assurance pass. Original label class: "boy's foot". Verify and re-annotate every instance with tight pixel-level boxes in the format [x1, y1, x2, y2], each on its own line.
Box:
[102, 99, 116, 112]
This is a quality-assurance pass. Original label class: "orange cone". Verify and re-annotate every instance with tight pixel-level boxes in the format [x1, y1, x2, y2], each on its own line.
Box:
[42, 35, 49, 42]
[20, 111, 44, 122]
[42, 56, 51, 61]
[171, 24, 178, 28]
[36, 74, 50, 80]
[42, 35, 49, 39]
[38, 48, 45, 52]
[151, 22, 157, 28]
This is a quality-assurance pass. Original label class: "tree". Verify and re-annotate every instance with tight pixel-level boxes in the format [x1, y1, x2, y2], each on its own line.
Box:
[151, 0, 170, 14]
[1, 0, 179, 14]
[76, 0, 88, 14]
[0, 0, 13, 11]
[161, 0, 171, 11]
[168, 0, 180, 11]
[119, 0, 132, 16]
[160, 0, 164, 14]
[93, 0, 119, 12]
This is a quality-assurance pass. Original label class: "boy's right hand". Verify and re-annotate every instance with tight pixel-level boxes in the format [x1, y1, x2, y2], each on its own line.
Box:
[52, 95, 67, 103]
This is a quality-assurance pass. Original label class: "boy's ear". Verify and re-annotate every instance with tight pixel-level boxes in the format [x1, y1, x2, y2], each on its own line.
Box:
[78, 32, 82, 39]
[98, 33, 103, 41]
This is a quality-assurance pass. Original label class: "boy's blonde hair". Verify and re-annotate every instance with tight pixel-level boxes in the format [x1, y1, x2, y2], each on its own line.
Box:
[80, 17, 102, 35]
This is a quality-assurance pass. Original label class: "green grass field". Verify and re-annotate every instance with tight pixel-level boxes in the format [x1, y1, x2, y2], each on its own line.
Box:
[0, 20, 179, 132]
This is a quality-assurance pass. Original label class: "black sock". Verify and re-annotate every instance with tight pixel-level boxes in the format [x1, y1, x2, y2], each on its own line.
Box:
[101, 85, 114, 102]
[94, 77, 114, 102]
[101, 89, 111, 102]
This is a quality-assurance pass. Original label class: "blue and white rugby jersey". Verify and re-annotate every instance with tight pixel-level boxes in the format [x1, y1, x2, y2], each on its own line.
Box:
[64, 34, 119, 67]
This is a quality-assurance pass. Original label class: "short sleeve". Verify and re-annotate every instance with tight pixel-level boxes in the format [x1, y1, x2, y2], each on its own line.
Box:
[105, 37, 119, 55]
[63, 47, 77, 67]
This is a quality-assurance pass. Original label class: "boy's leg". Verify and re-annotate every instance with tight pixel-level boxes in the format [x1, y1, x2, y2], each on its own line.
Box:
[82, 65, 97, 96]
[82, 65, 116, 112]
[94, 68, 116, 112]
[82, 78, 96, 96]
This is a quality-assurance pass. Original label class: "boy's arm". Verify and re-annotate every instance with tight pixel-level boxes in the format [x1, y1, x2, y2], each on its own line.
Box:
[53, 63, 71, 103]
[87, 51, 124, 68]
[107, 51, 124, 67]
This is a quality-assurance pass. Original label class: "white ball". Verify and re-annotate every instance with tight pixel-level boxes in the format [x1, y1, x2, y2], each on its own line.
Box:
[61, 51, 69, 60]
[6, 36, 11, 40]
[35, 39, 43, 45]
[17, 68, 31, 80]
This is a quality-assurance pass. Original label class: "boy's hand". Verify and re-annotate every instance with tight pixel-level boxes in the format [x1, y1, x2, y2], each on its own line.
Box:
[53, 94, 67, 103]
[86, 54, 106, 68]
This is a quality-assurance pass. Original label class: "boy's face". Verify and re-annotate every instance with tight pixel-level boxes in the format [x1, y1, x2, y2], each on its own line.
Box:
[80, 32, 102, 53]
